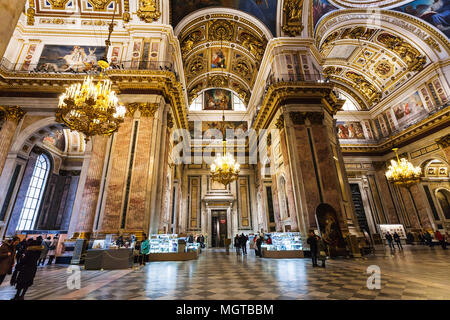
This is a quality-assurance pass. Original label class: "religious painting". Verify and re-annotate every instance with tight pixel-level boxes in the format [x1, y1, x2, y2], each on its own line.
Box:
[37, 45, 106, 72]
[42, 129, 66, 152]
[188, 121, 248, 138]
[204, 89, 233, 110]
[170, 0, 278, 36]
[211, 48, 227, 69]
[336, 122, 365, 139]
[393, 0, 450, 38]
[315, 203, 346, 257]
[313, 0, 338, 28]
[392, 91, 427, 128]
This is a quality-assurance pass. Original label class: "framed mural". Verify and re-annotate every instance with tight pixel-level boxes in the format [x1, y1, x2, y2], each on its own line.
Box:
[313, 0, 338, 28]
[336, 122, 365, 139]
[170, 0, 278, 36]
[42, 129, 66, 152]
[392, 91, 427, 128]
[188, 121, 248, 138]
[204, 89, 233, 110]
[211, 48, 227, 69]
[37, 45, 106, 72]
[393, 0, 450, 38]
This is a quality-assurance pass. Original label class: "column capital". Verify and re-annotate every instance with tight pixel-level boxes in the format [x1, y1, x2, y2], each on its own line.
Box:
[289, 111, 324, 125]
[275, 115, 284, 130]
[126, 102, 159, 118]
[0, 106, 25, 123]
[436, 134, 450, 149]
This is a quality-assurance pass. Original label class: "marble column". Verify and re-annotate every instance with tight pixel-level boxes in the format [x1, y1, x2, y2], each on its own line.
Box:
[0, 0, 26, 58]
[436, 134, 450, 163]
[75, 135, 109, 235]
[0, 106, 25, 176]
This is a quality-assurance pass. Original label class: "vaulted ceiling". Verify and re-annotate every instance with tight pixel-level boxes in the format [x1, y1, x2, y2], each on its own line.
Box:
[178, 15, 268, 106]
[320, 26, 427, 110]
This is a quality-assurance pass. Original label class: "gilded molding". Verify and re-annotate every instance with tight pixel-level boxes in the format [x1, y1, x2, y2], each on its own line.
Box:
[167, 113, 174, 129]
[0, 106, 25, 123]
[137, 0, 161, 23]
[48, 0, 70, 9]
[282, 0, 304, 36]
[27, 0, 35, 26]
[87, 0, 113, 11]
[436, 134, 450, 149]
[289, 112, 324, 125]
[127, 102, 159, 118]
[275, 115, 284, 130]
[123, 0, 130, 22]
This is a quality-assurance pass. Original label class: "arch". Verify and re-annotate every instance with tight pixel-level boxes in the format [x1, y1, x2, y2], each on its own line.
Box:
[419, 157, 449, 177]
[435, 188, 450, 220]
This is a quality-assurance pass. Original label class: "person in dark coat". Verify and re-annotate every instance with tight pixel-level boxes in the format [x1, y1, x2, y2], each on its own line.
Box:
[393, 232, 403, 250]
[234, 234, 241, 254]
[10, 239, 43, 300]
[239, 234, 248, 255]
[15, 239, 28, 265]
[424, 231, 433, 247]
[256, 235, 263, 257]
[0, 236, 20, 285]
[307, 231, 319, 267]
[385, 232, 395, 250]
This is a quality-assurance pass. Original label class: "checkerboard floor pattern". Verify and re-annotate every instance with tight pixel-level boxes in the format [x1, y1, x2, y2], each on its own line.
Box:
[0, 245, 448, 300]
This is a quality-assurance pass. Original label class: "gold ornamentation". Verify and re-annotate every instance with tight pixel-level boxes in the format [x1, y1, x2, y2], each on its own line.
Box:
[47, 0, 70, 10]
[137, 0, 161, 23]
[232, 57, 252, 80]
[127, 102, 159, 118]
[377, 33, 426, 72]
[88, 0, 113, 10]
[167, 113, 174, 129]
[0, 106, 25, 123]
[282, 0, 304, 36]
[374, 61, 394, 78]
[210, 141, 240, 187]
[237, 31, 266, 61]
[424, 37, 441, 53]
[208, 75, 229, 88]
[123, 0, 130, 22]
[436, 134, 450, 149]
[181, 29, 204, 58]
[186, 55, 206, 80]
[27, 0, 35, 26]
[275, 115, 284, 130]
[208, 19, 234, 41]
[289, 112, 323, 125]
[345, 71, 381, 103]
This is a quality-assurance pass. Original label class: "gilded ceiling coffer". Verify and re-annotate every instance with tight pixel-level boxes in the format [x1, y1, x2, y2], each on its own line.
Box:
[137, 0, 161, 23]
[282, 0, 304, 36]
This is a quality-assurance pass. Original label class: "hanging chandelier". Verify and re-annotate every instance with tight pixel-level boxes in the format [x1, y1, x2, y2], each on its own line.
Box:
[211, 141, 241, 186]
[385, 148, 422, 188]
[56, 0, 125, 141]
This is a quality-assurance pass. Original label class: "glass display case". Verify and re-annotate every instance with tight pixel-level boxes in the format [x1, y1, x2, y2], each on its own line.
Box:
[262, 232, 303, 251]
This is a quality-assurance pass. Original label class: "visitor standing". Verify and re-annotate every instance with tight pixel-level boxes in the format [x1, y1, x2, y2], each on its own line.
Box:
[10, 238, 43, 300]
[317, 236, 328, 268]
[250, 235, 257, 255]
[424, 231, 433, 247]
[38, 236, 50, 266]
[234, 234, 241, 254]
[435, 230, 447, 250]
[0, 236, 20, 285]
[393, 232, 403, 250]
[385, 232, 395, 250]
[256, 235, 263, 257]
[307, 231, 318, 267]
[47, 236, 58, 265]
[140, 236, 150, 266]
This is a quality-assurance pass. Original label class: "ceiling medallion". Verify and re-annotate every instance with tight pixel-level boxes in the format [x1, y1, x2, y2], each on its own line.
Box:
[47, 0, 70, 10]
[137, 0, 161, 23]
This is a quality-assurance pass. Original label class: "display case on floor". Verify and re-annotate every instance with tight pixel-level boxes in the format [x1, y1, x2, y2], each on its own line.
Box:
[262, 232, 304, 258]
[147, 234, 199, 261]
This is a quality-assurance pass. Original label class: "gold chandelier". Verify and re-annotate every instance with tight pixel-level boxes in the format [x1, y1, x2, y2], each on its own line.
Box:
[210, 141, 241, 186]
[56, 0, 125, 141]
[385, 148, 422, 188]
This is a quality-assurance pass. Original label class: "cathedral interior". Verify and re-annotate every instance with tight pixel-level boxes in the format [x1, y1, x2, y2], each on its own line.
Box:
[0, 0, 449, 291]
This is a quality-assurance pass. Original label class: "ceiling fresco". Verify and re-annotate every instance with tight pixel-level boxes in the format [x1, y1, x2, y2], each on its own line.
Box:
[320, 26, 427, 109]
[170, 0, 278, 36]
[179, 15, 268, 105]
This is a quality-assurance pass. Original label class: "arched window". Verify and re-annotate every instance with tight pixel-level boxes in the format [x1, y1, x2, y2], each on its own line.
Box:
[436, 189, 450, 220]
[16, 154, 50, 231]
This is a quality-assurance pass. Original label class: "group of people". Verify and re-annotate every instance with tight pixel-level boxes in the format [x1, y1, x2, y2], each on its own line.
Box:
[188, 234, 205, 248]
[384, 232, 404, 250]
[234, 233, 249, 255]
[387, 230, 448, 250]
[0, 235, 55, 300]
[250, 234, 269, 257]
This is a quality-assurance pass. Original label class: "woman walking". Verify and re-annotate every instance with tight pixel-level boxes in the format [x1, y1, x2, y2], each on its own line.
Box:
[10, 238, 43, 300]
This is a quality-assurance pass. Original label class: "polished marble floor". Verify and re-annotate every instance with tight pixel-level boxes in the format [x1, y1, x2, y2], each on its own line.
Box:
[0, 245, 449, 300]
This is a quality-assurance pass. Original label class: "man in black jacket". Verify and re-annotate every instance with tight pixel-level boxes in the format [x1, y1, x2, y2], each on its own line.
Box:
[307, 231, 319, 267]
[239, 234, 248, 255]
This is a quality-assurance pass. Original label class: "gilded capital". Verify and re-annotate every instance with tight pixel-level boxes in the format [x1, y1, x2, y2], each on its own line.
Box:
[436, 134, 450, 149]
[275, 115, 284, 130]
[289, 112, 323, 125]
[127, 103, 159, 118]
[0, 106, 25, 123]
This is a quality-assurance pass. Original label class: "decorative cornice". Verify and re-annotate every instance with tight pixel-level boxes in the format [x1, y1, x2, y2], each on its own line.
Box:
[127, 102, 159, 118]
[436, 134, 450, 149]
[275, 115, 284, 130]
[252, 82, 344, 130]
[0, 106, 25, 123]
[290, 111, 324, 125]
